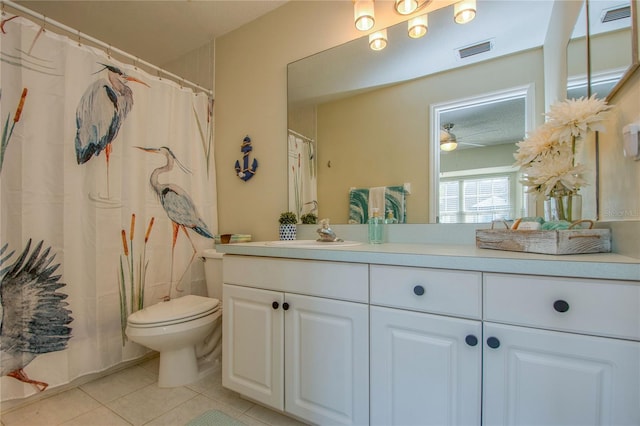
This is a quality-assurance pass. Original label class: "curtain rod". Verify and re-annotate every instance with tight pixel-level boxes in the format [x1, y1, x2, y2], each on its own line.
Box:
[288, 129, 314, 143]
[2, 0, 213, 96]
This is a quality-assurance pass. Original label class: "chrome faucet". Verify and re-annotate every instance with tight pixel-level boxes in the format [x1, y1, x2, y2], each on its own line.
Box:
[316, 219, 343, 242]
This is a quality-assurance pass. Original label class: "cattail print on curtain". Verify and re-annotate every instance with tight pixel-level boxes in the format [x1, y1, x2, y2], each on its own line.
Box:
[0, 15, 217, 401]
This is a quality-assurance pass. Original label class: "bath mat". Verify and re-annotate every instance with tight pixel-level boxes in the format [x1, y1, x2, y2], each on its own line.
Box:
[186, 409, 246, 426]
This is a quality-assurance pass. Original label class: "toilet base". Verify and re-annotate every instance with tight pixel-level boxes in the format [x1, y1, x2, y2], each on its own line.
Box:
[158, 345, 199, 387]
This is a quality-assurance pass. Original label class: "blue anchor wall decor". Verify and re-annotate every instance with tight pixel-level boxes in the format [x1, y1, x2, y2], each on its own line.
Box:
[235, 135, 258, 181]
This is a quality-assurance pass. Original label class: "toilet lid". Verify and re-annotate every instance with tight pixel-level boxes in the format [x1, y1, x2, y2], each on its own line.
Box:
[128, 295, 220, 327]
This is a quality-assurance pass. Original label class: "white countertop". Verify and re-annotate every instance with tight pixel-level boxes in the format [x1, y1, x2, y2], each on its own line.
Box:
[215, 241, 640, 281]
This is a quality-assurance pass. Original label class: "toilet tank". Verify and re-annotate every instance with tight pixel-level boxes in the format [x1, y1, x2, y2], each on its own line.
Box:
[201, 249, 224, 300]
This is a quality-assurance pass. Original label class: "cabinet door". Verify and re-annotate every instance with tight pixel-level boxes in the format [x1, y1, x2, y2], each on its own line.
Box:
[370, 306, 482, 426]
[284, 293, 369, 426]
[222, 284, 284, 410]
[483, 322, 640, 426]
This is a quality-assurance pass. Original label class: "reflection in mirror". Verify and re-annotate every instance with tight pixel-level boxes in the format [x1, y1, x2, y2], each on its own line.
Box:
[431, 86, 532, 223]
[287, 0, 634, 224]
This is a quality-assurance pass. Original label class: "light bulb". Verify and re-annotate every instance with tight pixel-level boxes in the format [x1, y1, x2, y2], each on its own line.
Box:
[369, 29, 388, 51]
[394, 0, 418, 15]
[454, 0, 476, 24]
[408, 14, 428, 38]
[440, 140, 458, 151]
[354, 0, 375, 31]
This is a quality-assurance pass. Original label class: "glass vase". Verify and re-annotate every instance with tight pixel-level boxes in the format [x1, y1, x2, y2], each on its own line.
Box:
[544, 193, 582, 222]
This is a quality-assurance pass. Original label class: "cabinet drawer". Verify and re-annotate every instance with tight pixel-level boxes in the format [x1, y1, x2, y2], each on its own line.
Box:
[370, 265, 482, 319]
[223, 255, 368, 302]
[484, 273, 640, 340]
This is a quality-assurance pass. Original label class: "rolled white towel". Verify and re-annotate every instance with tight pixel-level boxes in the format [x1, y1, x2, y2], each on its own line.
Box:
[368, 186, 385, 218]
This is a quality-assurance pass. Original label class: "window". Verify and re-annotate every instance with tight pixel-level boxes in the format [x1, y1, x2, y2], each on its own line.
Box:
[439, 170, 521, 223]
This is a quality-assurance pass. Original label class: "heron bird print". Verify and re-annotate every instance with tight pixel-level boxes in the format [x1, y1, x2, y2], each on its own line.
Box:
[75, 64, 149, 198]
[136, 146, 213, 291]
[0, 239, 73, 391]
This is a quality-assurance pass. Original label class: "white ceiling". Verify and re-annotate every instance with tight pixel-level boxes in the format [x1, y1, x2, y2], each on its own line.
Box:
[13, 0, 288, 66]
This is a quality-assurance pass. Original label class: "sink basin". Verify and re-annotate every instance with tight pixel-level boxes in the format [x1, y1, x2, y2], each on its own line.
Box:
[265, 240, 362, 248]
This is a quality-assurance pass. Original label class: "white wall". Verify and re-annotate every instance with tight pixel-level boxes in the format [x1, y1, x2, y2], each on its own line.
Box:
[599, 68, 640, 222]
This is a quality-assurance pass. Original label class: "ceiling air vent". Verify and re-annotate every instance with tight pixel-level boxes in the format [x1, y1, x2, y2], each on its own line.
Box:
[601, 5, 630, 23]
[458, 40, 492, 59]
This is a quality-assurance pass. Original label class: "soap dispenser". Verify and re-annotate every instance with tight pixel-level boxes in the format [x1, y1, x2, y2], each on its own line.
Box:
[385, 210, 398, 224]
[368, 208, 384, 244]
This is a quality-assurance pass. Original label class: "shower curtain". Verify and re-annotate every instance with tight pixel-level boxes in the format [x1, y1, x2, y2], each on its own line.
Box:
[287, 131, 317, 219]
[0, 16, 217, 401]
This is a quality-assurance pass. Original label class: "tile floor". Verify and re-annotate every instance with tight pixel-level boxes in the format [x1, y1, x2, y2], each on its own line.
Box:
[0, 357, 308, 426]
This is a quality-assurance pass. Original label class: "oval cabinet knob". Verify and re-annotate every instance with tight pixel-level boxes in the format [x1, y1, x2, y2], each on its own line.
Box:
[272, 301, 279, 310]
[465, 335, 478, 347]
[553, 299, 570, 313]
[413, 285, 425, 296]
[282, 302, 290, 311]
[486, 336, 501, 349]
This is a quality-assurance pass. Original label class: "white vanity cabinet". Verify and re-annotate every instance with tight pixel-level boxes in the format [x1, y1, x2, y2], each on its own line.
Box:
[219, 248, 640, 426]
[369, 265, 483, 426]
[222, 256, 370, 426]
[482, 273, 640, 426]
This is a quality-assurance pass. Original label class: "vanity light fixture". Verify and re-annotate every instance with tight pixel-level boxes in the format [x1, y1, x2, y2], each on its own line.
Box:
[454, 0, 476, 24]
[394, 0, 432, 16]
[369, 29, 388, 51]
[354, 0, 375, 31]
[355, 0, 478, 50]
[408, 14, 428, 38]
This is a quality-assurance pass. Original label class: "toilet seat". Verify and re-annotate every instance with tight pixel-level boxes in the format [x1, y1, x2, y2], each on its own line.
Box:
[128, 295, 220, 328]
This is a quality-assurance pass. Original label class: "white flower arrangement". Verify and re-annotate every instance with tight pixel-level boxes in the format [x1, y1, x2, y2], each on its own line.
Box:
[514, 95, 611, 197]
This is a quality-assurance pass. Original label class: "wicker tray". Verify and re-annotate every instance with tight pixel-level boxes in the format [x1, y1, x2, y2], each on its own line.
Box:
[476, 221, 611, 255]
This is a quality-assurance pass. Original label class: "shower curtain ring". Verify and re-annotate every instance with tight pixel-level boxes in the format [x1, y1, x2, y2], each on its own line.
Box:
[77, 30, 82, 46]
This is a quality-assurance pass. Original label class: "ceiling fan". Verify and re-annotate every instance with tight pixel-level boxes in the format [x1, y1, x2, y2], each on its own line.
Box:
[440, 123, 492, 151]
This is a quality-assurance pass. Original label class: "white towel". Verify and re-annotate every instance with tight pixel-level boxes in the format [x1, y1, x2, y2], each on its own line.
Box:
[368, 186, 385, 217]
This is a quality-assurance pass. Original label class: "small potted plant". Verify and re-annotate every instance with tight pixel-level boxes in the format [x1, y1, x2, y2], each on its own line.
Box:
[278, 211, 298, 240]
[300, 213, 318, 225]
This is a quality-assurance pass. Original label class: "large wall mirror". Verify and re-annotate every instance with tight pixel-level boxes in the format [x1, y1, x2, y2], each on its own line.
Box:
[288, 0, 636, 224]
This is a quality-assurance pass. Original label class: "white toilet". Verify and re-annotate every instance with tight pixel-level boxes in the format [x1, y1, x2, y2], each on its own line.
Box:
[126, 249, 224, 387]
